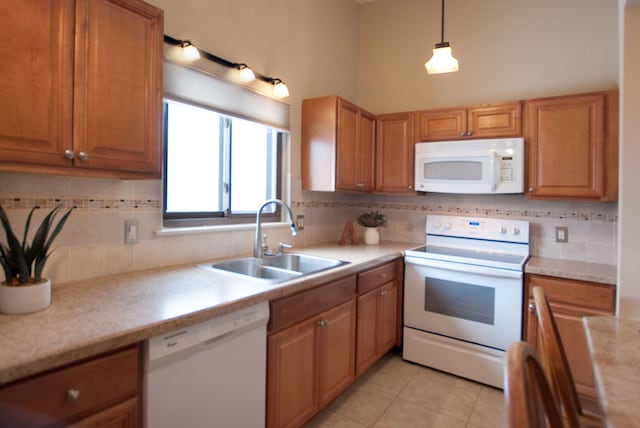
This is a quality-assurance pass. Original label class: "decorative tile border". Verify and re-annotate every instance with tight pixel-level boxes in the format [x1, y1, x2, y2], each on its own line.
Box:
[0, 196, 160, 211]
[0, 196, 617, 223]
[290, 200, 618, 223]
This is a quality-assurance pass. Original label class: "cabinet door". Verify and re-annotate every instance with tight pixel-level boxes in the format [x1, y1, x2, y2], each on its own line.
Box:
[416, 108, 467, 141]
[74, 0, 162, 174]
[525, 92, 617, 200]
[356, 289, 378, 376]
[317, 300, 356, 407]
[0, 0, 74, 167]
[336, 99, 374, 191]
[378, 281, 398, 354]
[267, 319, 317, 428]
[468, 102, 522, 138]
[376, 112, 415, 193]
[357, 110, 376, 191]
[524, 274, 616, 405]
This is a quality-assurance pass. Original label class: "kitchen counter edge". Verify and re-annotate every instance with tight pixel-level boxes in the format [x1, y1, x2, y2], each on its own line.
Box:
[525, 256, 617, 285]
[0, 242, 415, 385]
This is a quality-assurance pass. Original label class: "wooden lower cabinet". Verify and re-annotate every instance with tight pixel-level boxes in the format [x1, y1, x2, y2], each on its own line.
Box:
[267, 277, 357, 428]
[0, 345, 141, 427]
[524, 274, 616, 407]
[267, 299, 356, 428]
[355, 260, 401, 376]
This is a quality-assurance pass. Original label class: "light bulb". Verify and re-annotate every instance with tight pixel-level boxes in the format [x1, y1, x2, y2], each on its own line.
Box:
[182, 43, 200, 61]
[273, 81, 289, 98]
[239, 66, 256, 82]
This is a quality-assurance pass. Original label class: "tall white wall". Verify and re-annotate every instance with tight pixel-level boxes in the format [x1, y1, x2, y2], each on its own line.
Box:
[618, 0, 640, 319]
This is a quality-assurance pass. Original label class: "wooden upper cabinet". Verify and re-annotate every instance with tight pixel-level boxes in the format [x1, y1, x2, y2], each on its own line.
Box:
[0, 0, 163, 179]
[74, 0, 163, 175]
[524, 91, 618, 200]
[416, 101, 522, 141]
[302, 96, 375, 192]
[375, 112, 415, 194]
[0, 0, 75, 168]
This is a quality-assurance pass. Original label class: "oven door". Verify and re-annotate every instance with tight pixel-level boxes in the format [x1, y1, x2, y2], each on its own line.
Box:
[404, 255, 523, 351]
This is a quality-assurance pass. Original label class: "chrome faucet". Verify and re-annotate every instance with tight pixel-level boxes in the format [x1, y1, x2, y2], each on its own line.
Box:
[254, 199, 297, 258]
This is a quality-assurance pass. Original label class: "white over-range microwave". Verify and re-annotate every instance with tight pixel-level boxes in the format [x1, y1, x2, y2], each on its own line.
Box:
[414, 137, 524, 194]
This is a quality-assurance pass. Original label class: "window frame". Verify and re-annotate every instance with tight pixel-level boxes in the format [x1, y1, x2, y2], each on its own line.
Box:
[162, 98, 284, 228]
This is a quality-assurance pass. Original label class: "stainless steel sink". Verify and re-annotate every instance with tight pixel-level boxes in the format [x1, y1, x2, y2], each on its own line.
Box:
[201, 253, 348, 282]
[262, 253, 347, 274]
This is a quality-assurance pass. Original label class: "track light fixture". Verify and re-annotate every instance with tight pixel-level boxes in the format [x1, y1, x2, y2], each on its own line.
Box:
[425, 0, 459, 74]
[164, 35, 290, 98]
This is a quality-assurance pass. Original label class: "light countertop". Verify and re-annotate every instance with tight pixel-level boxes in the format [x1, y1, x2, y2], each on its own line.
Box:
[525, 256, 616, 285]
[0, 242, 415, 385]
[583, 316, 640, 428]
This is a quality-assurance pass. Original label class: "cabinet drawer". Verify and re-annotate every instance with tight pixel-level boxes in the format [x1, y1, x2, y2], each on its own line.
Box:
[269, 276, 356, 333]
[0, 345, 139, 424]
[357, 261, 398, 294]
[527, 274, 615, 312]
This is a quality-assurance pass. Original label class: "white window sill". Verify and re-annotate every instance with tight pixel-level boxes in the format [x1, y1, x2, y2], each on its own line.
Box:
[156, 221, 292, 236]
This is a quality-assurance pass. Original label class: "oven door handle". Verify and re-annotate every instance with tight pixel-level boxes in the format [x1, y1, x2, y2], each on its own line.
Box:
[405, 256, 523, 279]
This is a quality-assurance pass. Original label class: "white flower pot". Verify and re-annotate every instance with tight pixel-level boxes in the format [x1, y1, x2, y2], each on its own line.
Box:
[0, 279, 51, 315]
[363, 227, 380, 245]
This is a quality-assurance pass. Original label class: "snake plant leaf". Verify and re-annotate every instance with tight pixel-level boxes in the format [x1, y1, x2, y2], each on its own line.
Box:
[22, 206, 36, 251]
[0, 205, 29, 283]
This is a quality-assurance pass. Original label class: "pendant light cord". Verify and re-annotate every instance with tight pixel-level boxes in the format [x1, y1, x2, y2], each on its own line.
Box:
[440, 0, 445, 44]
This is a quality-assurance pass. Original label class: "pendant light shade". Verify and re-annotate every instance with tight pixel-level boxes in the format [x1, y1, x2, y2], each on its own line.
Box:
[425, 0, 459, 74]
[425, 42, 459, 74]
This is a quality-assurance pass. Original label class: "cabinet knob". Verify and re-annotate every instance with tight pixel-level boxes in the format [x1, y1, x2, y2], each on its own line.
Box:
[407, 185, 413, 190]
[459, 132, 466, 136]
[317, 319, 329, 327]
[66, 388, 80, 403]
[355, 183, 364, 188]
[78, 151, 89, 162]
[466, 131, 473, 136]
[378, 273, 387, 279]
[528, 186, 536, 193]
[63, 149, 75, 160]
[528, 303, 536, 312]
[378, 290, 388, 296]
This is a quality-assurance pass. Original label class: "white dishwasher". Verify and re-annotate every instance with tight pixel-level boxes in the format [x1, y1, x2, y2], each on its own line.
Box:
[144, 301, 269, 428]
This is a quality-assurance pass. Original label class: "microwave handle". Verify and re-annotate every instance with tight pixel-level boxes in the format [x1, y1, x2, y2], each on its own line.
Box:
[489, 150, 498, 192]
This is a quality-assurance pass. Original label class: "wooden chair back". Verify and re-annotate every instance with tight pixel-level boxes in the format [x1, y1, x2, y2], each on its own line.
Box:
[532, 286, 594, 428]
[505, 341, 564, 428]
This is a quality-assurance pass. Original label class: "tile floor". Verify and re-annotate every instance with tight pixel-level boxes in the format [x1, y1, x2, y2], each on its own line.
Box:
[305, 349, 507, 428]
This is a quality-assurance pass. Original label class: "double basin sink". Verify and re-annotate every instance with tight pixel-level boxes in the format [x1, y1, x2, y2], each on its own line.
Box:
[201, 253, 349, 282]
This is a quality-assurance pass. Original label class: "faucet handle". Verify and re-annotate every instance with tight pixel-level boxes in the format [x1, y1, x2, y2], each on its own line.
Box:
[278, 243, 293, 254]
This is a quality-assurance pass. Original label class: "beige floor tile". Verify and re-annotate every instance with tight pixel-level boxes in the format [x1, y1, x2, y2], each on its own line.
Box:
[304, 409, 368, 428]
[373, 398, 467, 428]
[467, 386, 507, 428]
[356, 352, 421, 397]
[398, 368, 481, 423]
[329, 382, 396, 426]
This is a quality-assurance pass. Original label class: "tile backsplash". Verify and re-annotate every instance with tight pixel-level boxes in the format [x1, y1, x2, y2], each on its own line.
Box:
[0, 173, 617, 285]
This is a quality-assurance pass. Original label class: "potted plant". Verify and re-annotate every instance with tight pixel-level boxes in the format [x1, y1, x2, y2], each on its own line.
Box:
[0, 204, 73, 314]
[357, 211, 386, 245]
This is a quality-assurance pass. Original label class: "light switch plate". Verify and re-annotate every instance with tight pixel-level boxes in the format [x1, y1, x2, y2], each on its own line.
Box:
[555, 226, 568, 243]
[125, 219, 139, 245]
[296, 215, 305, 231]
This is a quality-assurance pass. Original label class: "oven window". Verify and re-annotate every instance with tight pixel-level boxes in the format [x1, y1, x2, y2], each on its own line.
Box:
[424, 161, 482, 180]
[424, 277, 495, 325]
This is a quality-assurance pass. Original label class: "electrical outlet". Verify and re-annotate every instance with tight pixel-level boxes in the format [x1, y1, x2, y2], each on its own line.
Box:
[555, 226, 569, 243]
[296, 215, 305, 231]
[125, 219, 139, 245]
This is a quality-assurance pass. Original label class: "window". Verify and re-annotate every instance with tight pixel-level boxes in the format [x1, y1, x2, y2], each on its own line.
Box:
[163, 99, 283, 227]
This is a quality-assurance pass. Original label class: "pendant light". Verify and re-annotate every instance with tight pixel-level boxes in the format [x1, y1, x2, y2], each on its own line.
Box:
[425, 0, 459, 74]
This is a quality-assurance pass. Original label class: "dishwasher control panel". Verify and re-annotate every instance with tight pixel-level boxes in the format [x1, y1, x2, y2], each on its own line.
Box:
[145, 302, 270, 361]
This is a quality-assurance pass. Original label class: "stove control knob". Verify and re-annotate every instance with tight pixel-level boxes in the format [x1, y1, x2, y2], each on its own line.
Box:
[512, 227, 521, 235]
[444, 223, 452, 230]
[432, 222, 441, 230]
[499, 226, 507, 234]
